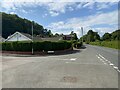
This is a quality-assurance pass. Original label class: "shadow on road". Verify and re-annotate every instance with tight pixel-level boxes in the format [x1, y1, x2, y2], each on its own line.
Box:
[80, 45, 86, 49]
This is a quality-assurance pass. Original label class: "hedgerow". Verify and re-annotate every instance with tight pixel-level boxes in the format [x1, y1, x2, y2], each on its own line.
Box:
[2, 41, 72, 51]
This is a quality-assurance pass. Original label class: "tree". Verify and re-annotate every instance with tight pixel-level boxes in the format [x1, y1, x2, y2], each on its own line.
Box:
[102, 33, 111, 41]
[94, 32, 100, 41]
[2, 12, 53, 38]
[54, 33, 59, 37]
[87, 30, 95, 42]
[111, 30, 120, 40]
[47, 30, 53, 37]
[70, 31, 78, 40]
[80, 30, 100, 42]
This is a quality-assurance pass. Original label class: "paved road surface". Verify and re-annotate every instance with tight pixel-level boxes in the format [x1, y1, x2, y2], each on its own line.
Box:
[2, 45, 119, 88]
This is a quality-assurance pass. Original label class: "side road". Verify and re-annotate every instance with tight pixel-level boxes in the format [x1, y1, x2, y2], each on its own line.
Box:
[2, 45, 118, 88]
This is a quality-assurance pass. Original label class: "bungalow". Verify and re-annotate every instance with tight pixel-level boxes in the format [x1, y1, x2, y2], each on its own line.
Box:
[5, 32, 33, 42]
[4, 32, 62, 42]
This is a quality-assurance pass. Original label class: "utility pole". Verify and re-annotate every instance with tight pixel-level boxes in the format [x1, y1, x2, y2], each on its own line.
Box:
[32, 21, 34, 55]
[81, 27, 83, 43]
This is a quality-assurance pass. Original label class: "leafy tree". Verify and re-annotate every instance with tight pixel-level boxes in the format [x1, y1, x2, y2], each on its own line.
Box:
[70, 31, 78, 40]
[102, 33, 111, 41]
[111, 30, 120, 40]
[2, 12, 53, 38]
[54, 33, 59, 37]
[94, 32, 100, 41]
[80, 30, 100, 42]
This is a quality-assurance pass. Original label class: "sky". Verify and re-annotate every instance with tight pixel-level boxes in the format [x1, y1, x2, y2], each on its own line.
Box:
[0, 0, 119, 38]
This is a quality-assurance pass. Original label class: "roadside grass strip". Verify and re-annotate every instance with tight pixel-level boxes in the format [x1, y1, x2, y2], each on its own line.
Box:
[98, 54, 120, 73]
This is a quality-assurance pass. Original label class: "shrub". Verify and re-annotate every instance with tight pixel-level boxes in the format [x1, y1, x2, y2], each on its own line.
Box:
[74, 42, 82, 48]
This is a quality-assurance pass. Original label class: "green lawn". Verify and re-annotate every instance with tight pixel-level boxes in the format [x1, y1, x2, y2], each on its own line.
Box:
[89, 41, 120, 50]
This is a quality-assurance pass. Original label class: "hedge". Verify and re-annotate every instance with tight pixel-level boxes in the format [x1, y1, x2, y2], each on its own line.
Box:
[2, 41, 72, 51]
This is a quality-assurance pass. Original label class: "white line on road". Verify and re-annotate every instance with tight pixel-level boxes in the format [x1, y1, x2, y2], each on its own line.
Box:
[70, 58, 77, 61]
[98, 54, 120, 73]
[109, 63, 114, 66]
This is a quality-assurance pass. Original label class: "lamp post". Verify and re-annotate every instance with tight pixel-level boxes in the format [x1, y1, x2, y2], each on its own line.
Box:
[32, 21, 34, 54]
[81, 27, 83, 43]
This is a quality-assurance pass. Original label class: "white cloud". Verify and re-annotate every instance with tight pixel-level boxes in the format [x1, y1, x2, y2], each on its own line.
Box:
[49, 11, 59, 16]
[96, 2, 117, 10]
[10, 12, 15, 14]
[41, 2, 76, 16]
[0, 1, 118, 17]
[47, 10, 118, 37]
[83, 2, 95, 9]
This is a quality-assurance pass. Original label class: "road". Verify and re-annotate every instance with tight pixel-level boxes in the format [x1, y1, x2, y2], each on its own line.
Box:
[2, 44, 119, 88]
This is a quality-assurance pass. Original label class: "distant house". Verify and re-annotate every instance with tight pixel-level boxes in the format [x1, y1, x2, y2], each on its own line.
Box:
[5, 32, 33, 42]
[63, 35, 73, 40]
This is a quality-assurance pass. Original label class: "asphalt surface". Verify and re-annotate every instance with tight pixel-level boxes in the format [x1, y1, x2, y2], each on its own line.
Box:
[2, 44, 119, 88]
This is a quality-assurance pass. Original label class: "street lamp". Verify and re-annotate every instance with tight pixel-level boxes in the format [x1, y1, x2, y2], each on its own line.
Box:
[81, 27, 83, 43]
[32, 21, 34, 54]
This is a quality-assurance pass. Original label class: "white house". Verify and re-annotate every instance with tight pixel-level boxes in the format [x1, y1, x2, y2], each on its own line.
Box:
[4, 31, 63, 42]
[5, 32, 32, 42]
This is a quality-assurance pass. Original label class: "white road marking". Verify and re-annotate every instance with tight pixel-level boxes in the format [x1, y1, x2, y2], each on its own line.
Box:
[117, 69, 120, 73]
[113, 66, 118, 70]
[70, 58, 77, 61]
[97, 54, 120, 73]
[109, 63, 114, 66]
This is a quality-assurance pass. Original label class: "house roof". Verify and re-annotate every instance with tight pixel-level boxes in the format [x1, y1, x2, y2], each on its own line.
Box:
[5, 32, 32, 42]
[63, 35, 74, 37]
[21, 33, 32, 39]
[20, 32, 42, 41]
[5, 31, 63, 42]
[41, 36, 63, 42]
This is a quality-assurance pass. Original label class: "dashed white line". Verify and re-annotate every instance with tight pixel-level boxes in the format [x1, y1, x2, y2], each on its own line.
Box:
[70, 58, 77, 61]
[109, 63, 114, 66]
[113, 66, 118, 69]
[97, 54, 119, 73]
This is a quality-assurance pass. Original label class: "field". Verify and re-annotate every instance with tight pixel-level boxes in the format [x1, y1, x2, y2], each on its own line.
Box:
[89, 41, 120, 50]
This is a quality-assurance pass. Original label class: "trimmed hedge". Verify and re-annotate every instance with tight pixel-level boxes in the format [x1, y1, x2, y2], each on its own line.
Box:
[2, 41, 72, 51]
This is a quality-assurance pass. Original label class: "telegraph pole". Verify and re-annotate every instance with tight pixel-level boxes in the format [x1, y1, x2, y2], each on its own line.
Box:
[32, 21, 34, 54]
[81, 27, 83, 43]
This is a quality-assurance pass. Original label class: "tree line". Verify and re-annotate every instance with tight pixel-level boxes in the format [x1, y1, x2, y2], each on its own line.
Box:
[80, 29, 120, 43]
[1, 12, 53, 39]
[1, 12, 79, 40]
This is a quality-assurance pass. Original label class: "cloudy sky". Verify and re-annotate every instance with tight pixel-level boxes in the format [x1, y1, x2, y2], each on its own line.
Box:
[0, 0, 119, 37]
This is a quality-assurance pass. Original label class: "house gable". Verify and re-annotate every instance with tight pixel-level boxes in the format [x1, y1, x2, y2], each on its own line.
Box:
[5, 32, 32, 42]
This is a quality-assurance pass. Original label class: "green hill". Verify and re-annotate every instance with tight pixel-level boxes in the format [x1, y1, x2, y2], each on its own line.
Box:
[1, 12, 51, 38]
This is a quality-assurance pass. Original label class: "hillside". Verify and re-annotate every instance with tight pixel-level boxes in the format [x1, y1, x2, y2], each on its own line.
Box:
[2, 12, 51, 38]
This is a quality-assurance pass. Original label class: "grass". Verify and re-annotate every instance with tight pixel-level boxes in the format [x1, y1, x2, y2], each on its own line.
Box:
[89, 40, 120, 50]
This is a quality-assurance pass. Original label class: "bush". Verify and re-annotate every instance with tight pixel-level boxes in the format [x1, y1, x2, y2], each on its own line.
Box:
[2, 41, 72, 51]
[74, 42, 82, 48]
